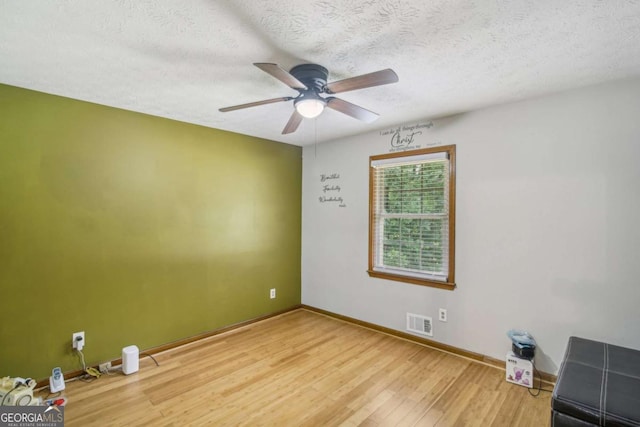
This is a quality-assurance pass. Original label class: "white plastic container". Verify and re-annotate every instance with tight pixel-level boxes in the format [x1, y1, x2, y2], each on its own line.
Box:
[122, 345, 139, 375]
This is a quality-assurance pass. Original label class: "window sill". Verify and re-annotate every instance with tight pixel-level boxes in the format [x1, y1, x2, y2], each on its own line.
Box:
[367, 270, 456, 290]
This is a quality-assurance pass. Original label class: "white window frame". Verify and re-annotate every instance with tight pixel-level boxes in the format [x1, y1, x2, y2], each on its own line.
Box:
[368, 145, 456, 290]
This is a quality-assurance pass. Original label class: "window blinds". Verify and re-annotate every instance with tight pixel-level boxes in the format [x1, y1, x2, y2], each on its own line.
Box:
[371, 151, 450, 282]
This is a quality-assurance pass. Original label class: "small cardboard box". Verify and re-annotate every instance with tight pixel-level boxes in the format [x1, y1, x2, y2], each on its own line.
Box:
[506, 351, 533, 388]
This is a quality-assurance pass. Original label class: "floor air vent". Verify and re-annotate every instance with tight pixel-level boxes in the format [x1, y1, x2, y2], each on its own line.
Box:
[406, 313, 433, 337]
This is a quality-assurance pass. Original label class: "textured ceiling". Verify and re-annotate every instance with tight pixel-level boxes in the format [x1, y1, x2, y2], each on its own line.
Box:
[1, 0, 640, 145]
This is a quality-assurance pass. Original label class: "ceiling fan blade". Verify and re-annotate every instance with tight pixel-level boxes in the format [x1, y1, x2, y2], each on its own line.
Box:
[219, 97, 293, 112]
[254, 63, 308, 90]
[282, 110, 304, 134]
[324, 69, 399, 94]
[326, 97, 379, 123]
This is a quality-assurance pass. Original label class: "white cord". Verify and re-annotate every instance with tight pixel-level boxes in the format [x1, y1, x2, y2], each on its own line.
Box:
[77, 349, 87, 371]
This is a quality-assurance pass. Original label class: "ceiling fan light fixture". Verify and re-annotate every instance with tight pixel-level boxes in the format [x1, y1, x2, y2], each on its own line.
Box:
[294, 97, 326, 119]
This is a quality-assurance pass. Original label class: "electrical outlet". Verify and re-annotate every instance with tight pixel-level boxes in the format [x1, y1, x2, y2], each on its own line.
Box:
[438, 309, 447, 322]
[99, 362, 112, 374]
[72, 331, 85, 350]
[270, 288, 276, 299]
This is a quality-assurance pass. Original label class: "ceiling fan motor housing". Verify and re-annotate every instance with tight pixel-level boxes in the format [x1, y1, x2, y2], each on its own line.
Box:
[290, 64, 329, 91]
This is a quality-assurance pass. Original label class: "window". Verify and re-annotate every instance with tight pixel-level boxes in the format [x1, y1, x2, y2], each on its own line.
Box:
[368, 145, 456, 290]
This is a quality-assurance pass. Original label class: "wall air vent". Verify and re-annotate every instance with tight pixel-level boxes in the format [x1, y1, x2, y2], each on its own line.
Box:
[406, 313, 433, 337]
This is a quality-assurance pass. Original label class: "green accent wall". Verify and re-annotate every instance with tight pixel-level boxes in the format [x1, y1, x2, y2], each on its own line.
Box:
[0, 84, 302, 380]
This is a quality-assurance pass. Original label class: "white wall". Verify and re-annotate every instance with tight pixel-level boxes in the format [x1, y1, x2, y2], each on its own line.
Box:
[301, 77, 640, 374]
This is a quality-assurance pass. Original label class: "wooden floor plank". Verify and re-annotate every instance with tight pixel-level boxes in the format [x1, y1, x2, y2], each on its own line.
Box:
[39, 309, 551, 426]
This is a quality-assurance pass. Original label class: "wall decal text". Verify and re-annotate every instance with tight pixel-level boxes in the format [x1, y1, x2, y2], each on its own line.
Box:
[319, 173, 346, 208]
[379, 121, 434, 152]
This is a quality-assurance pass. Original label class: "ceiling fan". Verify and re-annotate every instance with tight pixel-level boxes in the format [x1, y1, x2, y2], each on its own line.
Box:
[219, 63, 399, 134]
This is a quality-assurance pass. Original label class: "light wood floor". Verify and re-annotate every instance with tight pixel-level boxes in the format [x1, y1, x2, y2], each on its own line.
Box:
[43, 309, 551, 426]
